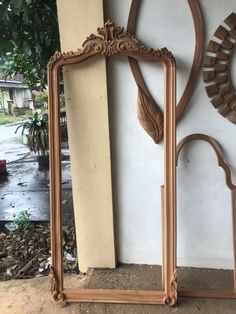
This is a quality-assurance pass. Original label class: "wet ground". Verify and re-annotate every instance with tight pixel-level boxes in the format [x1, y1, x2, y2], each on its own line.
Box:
[0, 123, 19, 143]
[0, 128, 73, 222]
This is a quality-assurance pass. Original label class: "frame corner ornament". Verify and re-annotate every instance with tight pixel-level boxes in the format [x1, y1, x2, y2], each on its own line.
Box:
[48, 51, 63, 67]
[50, 266, 66, 303]
[170, 270, 178, 305]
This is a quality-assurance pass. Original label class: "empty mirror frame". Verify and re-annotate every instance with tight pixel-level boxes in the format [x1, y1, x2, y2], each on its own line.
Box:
[47, 21, 177, 306]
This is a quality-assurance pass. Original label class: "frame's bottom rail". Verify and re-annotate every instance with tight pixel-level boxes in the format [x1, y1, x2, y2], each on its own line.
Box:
[63, 288, 167, 304]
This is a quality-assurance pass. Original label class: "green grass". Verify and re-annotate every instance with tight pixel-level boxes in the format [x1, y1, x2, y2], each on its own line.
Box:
[0, 112, 32, 126]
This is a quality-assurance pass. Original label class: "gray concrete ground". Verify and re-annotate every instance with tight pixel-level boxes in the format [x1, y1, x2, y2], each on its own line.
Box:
[1, 267, 236, 314]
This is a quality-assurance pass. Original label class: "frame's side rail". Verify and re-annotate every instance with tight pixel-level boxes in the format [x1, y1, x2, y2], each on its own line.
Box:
[48, 62, 64, 302]
[232, 189, 236, 293]
[163, 61, 177, 306]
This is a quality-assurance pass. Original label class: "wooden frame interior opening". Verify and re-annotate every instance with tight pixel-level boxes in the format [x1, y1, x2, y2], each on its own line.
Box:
[47, 20, 176, 305]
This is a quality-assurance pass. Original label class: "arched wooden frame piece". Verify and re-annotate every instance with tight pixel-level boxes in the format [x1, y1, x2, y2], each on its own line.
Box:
[127, 0, 203, 143]
[47, 20, 177, 305]
[176, 133, 236, 299]
[203, 12, 236, 124]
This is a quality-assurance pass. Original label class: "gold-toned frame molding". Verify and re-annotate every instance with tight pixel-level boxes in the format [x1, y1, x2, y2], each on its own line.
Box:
[48, 20, 176, 305]
[176, 133, 236, 299]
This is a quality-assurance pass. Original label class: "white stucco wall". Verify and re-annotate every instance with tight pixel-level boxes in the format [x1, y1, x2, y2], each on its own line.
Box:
[14, 89, 24, 107]
[105, 0, 236, 269]
[0, 90, 10, 109]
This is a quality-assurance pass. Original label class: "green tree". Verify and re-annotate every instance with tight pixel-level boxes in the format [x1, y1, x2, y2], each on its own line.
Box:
[0, 0, 60, 91]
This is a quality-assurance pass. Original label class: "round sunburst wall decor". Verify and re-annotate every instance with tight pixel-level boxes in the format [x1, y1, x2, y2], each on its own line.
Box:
[203, 12, 236, 123]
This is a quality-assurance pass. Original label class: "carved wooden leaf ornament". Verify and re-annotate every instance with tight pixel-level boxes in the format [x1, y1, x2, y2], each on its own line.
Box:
[137, 86, 164, 143]
[128, 0, 203, 143]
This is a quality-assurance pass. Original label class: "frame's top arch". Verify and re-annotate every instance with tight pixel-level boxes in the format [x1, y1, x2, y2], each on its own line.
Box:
[176, 133, 235, 190]
[48, 20, 175, 67]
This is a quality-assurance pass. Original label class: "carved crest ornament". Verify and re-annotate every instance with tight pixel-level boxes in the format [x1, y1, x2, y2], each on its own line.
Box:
[49, 20, 174, 63]
[48, 20, 177, 306]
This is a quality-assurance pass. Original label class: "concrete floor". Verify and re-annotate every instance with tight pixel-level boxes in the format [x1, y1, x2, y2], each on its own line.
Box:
[1, 267, 236, 314]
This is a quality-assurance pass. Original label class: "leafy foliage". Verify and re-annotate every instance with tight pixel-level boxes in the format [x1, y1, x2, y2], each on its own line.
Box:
[0, 112, 32, 125]
[37, 90, 48, 106]
[0, 0, 60, 90]
[15, 112, 48, 155]
[37, 90, 65, 108]
[14, 210, 32, 231]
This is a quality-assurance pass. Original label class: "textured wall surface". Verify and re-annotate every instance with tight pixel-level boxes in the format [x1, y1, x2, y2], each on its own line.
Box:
[105, 0, 236, 269]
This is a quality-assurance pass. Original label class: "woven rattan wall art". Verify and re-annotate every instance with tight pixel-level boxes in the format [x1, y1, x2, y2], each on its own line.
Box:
[48, 20, 177, 306]
[127, 0, 203, 143]
[203, 12, 236, 123]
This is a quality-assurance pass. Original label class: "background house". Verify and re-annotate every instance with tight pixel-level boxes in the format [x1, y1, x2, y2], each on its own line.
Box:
[0, 72, 33, 115]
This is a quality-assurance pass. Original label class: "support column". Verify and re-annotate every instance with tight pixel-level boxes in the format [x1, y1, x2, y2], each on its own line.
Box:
[56, 0, 116, 272]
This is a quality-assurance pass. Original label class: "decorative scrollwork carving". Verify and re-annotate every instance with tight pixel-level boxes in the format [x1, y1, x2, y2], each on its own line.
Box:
[48, 51, 63, 64]
[82, 20, 174, 58]
[48, 20, 174, 66]
[164, 270, 177, 306]
[50, 266, 65, 303]
[170, 270, 177, 305]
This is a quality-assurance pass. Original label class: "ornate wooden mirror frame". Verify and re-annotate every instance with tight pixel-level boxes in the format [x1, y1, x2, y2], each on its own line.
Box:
[47, 20, 177, 306]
